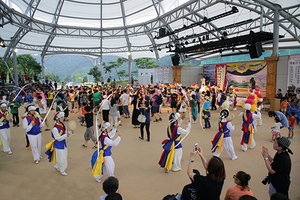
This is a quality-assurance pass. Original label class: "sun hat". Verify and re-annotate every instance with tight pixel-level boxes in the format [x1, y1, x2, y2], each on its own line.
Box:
[276, 136, 292, 152]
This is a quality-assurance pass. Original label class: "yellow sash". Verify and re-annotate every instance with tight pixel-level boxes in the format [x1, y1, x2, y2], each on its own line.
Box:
[45, 129, 63, 163]
[0, 111, 8, 122]
[92, 146, 109, 177]
[243, 113, 254, 145]
[165, 126, 181, 170]
[211, 122, 229, 154]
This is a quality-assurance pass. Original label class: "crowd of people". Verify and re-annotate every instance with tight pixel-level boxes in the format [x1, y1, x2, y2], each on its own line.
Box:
[0, 78, 296, 200]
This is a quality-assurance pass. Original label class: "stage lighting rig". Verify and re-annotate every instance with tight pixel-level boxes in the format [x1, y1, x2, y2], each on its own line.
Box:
[155, 6, 239, 39]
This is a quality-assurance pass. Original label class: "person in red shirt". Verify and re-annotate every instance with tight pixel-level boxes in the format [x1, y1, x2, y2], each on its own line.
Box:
[288, 111, 296, 139]
[24, 73, 28, 80]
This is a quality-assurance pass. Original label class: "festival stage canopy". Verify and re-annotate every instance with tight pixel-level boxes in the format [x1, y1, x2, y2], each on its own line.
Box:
[0, 0, 299, 62]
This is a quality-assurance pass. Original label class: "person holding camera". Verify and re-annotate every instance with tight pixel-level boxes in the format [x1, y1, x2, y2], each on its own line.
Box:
[184, 146, 225, 200]
[261, 136, 293, 199]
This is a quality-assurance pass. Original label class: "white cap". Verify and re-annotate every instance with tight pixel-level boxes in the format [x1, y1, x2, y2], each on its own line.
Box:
[102, 122, 111, 131]
[28, 105, 36, 112]
[169, 113, 180, 123]
[54, 111, 65, 120]
[103, 95, 107, 99]
[0, 103, 7, 108]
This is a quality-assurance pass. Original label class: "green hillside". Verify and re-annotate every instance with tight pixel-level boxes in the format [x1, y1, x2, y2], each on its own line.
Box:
[32, 54, 201, 81]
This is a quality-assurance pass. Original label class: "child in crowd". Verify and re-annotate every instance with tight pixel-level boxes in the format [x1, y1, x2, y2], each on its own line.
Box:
[270, 116, 281, 142]
[80, 102, 87, 126]
[280, 98, 290, 116]
[202, 96, 211, 129]
[288, 111, 295, 139]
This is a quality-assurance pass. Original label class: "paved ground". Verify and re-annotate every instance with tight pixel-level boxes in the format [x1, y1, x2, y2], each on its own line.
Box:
[0, 105, 299, 200]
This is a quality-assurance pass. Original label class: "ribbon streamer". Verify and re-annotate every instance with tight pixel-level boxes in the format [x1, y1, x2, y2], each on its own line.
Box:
[42, 89, 63, 124]
[175, 85, 192, 148]
[12, 83, 32, 102]
[95, 94, 113, 161]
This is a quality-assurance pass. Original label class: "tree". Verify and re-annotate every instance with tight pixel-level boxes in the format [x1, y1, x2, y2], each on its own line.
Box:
[83, 75, 88, 83]
[134, 58, 159, 69]
[64, 74, 72, 82]
[45, 72, 61, 83]
[17, 54, 42, 78]
[88, 65, 101, 83]
[103, 62, 112, 77]
[72, 72, 84, 83]
[117, 70, 126, 80]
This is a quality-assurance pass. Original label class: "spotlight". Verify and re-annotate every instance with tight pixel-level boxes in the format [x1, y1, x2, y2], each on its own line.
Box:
[14, 48, 18, 53]
[206, 35, 209, 40]
[150, 49, 153, 52]
[158, 48, 161, 51]
[165, 45, 168, 48]
[181, 43, 184, 46]
[223, 31, 228, 37]
[170, 44, 174, 48]
[0, 37, 6, 48]
[185, 41, 189, 45]
[202, 36, 205, 41]
[127, 52, 131, 55]
[192, 39, 196, 43]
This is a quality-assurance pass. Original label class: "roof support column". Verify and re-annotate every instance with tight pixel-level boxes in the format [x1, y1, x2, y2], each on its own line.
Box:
[2, 59, 16, 85]
[42, 58, 45, 83]
[272, 4, 281, 57]
[13, 51, 18, 86]
[128, 53, 132, 85]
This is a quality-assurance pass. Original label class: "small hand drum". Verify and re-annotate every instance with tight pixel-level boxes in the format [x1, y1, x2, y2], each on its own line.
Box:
[115, 121, 121, 128]
[227, 113, 235, 121]
[6, 113, 13, 121]
[68, 120, 77, 131]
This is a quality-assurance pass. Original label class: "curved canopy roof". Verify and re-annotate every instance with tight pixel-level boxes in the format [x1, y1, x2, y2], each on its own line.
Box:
[0, 0, 299, 61]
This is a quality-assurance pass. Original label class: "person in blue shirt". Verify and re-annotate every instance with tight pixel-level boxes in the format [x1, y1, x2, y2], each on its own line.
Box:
[202, 96, 211, 129]
[138, 100, 151, 141]
[268, 111, 289, 128]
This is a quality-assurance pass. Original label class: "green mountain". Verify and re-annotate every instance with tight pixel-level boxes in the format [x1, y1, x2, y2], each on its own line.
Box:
[32, 54, 201, 81]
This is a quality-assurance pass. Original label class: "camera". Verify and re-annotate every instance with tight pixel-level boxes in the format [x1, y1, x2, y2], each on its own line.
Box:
[262, 176, 270, 185]
[194, 143, 198, 152]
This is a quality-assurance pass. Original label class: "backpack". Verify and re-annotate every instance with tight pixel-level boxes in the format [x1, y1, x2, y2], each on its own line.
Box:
[157, 94, 163, 105]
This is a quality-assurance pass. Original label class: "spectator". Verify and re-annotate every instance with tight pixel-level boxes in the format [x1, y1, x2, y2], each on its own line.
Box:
[261, 137, 293, 198]
[224, 171, 254, 200]
[288, 111, 295, 139]
[138, 101, 150, 142]
[270, 193, 289, 200]
[268, 111, 289, 129]
[99, 177, 123, 200]
[275, 89, 283, 102]
[238, 195, 257, 200]
[250, 78, 255, 89]
[185, 146, 225, 200]
[54, 81, 57, 90]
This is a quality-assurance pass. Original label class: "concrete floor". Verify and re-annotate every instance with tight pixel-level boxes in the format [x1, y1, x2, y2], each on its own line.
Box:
[0, 105, 299, 200]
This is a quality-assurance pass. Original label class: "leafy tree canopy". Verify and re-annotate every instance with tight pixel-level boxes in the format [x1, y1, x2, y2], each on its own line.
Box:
[17, 54, 41, 77]
[134, 58, 159, 69]
[88, 65, 101, 83]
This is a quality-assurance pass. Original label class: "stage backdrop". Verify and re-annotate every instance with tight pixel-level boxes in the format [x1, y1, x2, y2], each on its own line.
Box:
[203, 61, 267, 96]
[288, 55, 300, 88]
[226, 61, 267, 96]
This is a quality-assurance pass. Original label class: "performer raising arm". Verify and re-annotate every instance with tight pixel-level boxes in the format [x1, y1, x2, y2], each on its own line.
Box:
[91, 122, 122, 183]
[159, 112, 191, 173]
[23, 105, 45, 164]
[45, 112, 74, 176]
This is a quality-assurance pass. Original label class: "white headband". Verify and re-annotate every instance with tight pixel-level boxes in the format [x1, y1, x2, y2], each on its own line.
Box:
[28, 106, 36, 112]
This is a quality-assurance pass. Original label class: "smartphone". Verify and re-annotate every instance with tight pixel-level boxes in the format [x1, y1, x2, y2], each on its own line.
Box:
[194, 143, 198, 152]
